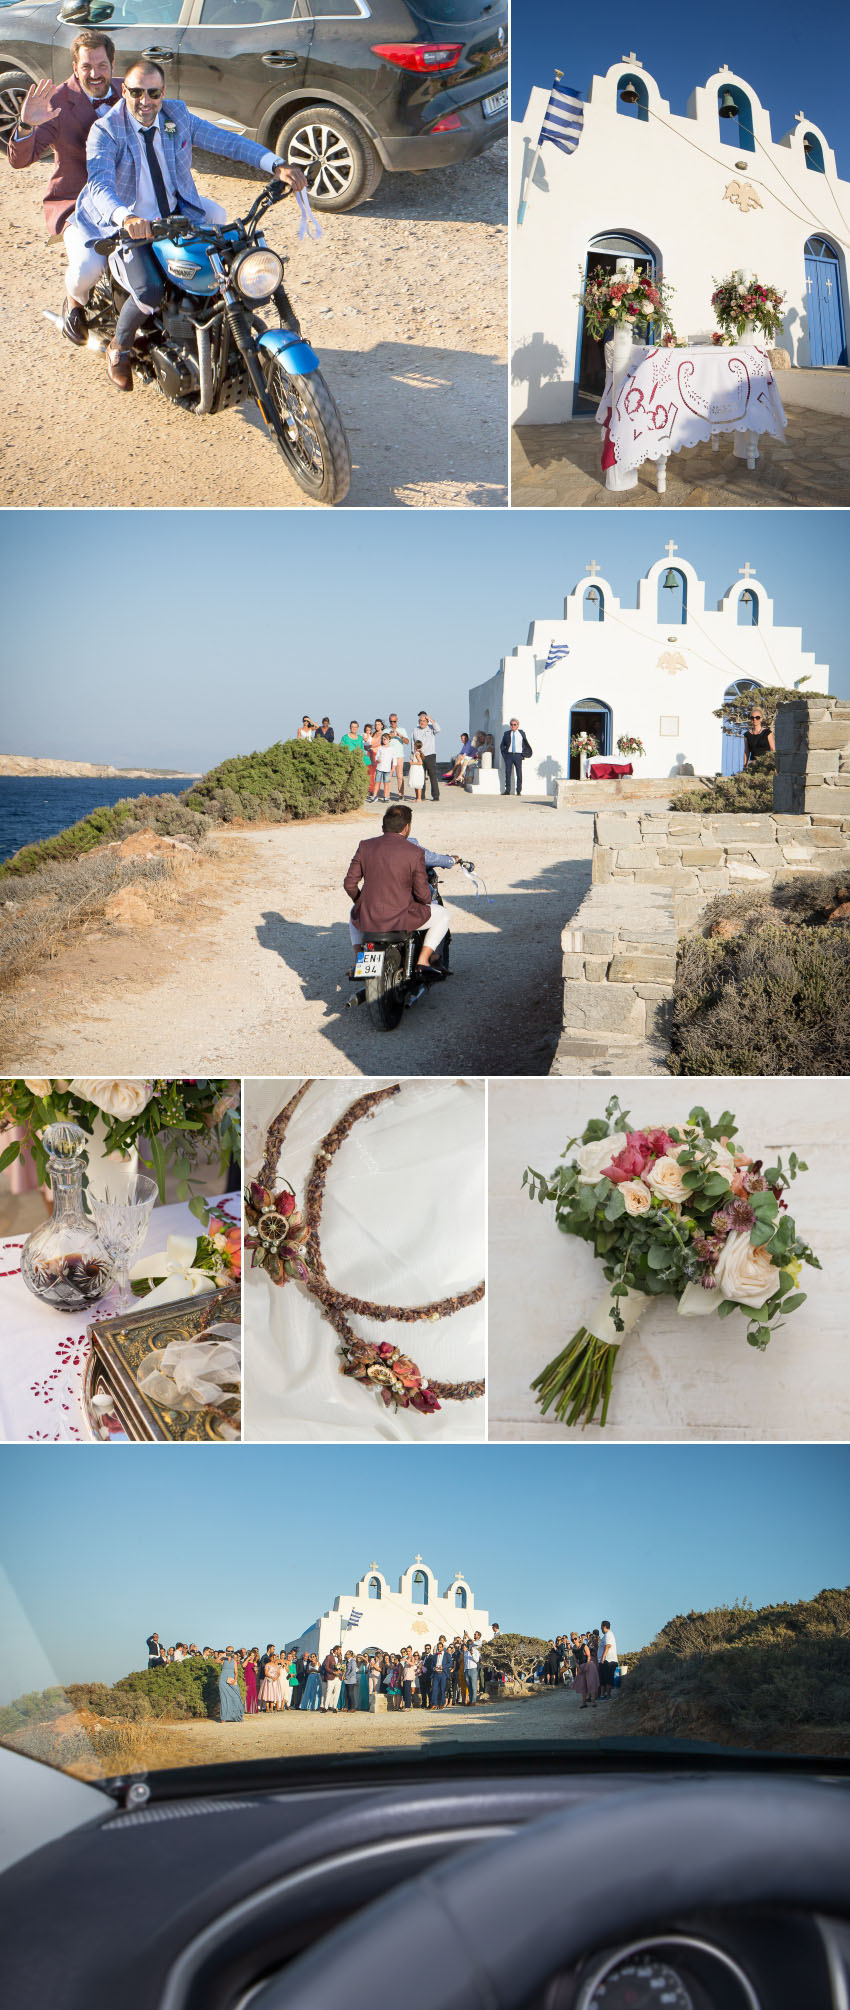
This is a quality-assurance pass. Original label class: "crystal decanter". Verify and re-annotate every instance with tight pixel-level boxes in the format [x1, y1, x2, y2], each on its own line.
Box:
[20, 1123, 114, 1311]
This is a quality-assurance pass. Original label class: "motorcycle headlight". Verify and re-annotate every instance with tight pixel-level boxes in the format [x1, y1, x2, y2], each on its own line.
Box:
[232, 248, 284, 303]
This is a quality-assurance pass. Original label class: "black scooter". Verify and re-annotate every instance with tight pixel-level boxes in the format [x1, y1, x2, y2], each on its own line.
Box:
[346, 861, 474, 1031]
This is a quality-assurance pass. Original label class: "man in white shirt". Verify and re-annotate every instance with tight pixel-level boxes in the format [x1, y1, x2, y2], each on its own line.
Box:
[416, 711, 442, 801]
[76, 58, 305, 391]
[464, 1633, 482, 1706]
[386, 713, 410, 799]
[599, 1619, 618, 1697]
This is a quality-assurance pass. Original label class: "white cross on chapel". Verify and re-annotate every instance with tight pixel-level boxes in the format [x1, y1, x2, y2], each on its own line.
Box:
[664, 540, 678, 559]
[738, 562, 755, 579]
[585, 560, 601, 576]
[414, 1553, 422, 1565]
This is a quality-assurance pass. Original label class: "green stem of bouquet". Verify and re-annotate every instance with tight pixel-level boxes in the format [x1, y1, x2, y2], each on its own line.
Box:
[531, 1329, 620, 1430]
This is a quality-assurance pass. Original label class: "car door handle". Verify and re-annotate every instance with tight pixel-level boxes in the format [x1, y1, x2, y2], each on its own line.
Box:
[261, 51, 299, 66]
[143, 46, 177, 60]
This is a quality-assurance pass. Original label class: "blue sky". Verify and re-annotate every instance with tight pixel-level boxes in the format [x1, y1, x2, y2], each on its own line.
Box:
[1, 512, 846, 772]
[0, 1445, 846, 1699]
[512, 0, 849, 178]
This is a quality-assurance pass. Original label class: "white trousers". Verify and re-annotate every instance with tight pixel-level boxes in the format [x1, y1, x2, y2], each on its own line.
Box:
[322, 1676, 341, 1710]
[349, 903, 450, 951]
[64, 196, 228, 303]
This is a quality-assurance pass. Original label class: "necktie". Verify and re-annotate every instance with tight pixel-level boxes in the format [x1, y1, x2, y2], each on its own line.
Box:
[141, 122, 172, 219]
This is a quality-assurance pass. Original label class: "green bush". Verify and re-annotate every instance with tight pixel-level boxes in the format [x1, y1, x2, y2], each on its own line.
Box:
[670, 910, 850, 1074]
[187, 738, 367, 821]
[0, 1658, 248, 1738]
[483, 1632, 552, 1678]
[610, 1588, 850, 1752]
[676, 757, 775, 815]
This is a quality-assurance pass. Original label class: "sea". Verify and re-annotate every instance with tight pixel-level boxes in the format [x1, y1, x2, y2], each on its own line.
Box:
[0, 776, 198, 865]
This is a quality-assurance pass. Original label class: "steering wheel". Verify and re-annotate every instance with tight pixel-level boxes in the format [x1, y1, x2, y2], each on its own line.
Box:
[251, 1780, 850, 2009]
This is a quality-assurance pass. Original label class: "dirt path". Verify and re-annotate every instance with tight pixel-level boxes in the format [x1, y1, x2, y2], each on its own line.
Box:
[2, 144, 506, 509]
[85, 1686, 618, 1775]
[3, 797, 594, 1077]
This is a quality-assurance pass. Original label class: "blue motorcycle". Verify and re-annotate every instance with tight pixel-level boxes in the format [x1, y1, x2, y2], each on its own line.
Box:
[88, 180, 351, 505]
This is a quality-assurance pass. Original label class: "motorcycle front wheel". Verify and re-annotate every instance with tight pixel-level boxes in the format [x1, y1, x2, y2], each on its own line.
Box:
[365, 947, 406, 1032]
[262, 357, 351, 505]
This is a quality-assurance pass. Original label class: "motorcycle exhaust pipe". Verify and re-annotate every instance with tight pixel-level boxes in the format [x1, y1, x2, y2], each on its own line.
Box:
[345, 988, 367, 1010]
[196, 320, 215, 415]
[42, 309, 106, 352]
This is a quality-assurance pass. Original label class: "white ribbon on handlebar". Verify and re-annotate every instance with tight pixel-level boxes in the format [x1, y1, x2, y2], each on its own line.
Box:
[457, 864, 491, 902]
[294, 188, 323, 241]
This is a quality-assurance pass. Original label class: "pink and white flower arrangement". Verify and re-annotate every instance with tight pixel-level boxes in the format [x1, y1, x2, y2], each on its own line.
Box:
[711, 274, 785, 343]
[616, 735, 645, 759]
[523, 1099, 819, 1428]
[577, 264, 675, 343]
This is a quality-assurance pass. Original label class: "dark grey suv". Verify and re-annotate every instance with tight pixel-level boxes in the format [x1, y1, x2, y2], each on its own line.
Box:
[0, 0, 507, 209]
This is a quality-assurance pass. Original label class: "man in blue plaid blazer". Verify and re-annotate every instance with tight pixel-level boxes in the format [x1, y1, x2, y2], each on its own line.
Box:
[75, 57, 304, 391]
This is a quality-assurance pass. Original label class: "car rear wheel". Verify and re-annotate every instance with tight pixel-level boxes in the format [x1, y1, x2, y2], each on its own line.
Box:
[0, 72, 33, 147]
[275, 103, 383, 212]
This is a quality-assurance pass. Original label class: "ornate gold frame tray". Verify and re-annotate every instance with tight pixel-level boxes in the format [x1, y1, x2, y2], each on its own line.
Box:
[84, 1288, 242, 1442]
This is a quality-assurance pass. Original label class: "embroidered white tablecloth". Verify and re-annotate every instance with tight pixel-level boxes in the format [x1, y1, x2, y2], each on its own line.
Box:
[0, 1195, 240, 1443]
[598, 342, 787, 477]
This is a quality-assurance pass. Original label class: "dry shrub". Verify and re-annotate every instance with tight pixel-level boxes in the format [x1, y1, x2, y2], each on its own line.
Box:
[609, 1589, 850, 1753]
[0, 851, 182, 989]
[671, 891, 850, 1075]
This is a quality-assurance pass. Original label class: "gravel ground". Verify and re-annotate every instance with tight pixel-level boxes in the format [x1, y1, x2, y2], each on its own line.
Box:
[2, 142, 507, 508]
[2, 796, 594, 1077]
[100, 1686, 616, 1774]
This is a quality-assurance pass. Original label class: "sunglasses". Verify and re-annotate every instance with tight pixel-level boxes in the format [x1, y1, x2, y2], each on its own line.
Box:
[125, 84, 163, 100]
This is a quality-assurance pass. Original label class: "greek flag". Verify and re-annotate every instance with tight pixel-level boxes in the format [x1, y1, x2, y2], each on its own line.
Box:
[346, 1608, 362, 1630]
[538, 78, 584, 155]
[545, 642, 570, 670]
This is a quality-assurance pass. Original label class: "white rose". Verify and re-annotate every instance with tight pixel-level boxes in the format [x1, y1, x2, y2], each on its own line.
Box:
[23, 1080, 52, 1098]
[573, 1135, 618, 1184]
[70, 1079, 153, 1122]
[705, 1140, 735, 1175]
[713, 1230, 778, 1309]
[644, 1155, 691, 1205]
[621, 1179, 652, 1217]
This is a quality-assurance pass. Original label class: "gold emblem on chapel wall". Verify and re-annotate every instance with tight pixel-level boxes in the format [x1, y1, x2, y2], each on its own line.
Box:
[723, 179, 763, 213]
[658, 651, 688, 676]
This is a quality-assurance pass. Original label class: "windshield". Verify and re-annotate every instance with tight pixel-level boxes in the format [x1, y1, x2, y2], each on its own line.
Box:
[1, 1444, 847, 1788]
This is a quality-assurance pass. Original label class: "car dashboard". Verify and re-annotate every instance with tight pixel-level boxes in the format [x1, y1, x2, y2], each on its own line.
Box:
[1, 1761, 848, 2010]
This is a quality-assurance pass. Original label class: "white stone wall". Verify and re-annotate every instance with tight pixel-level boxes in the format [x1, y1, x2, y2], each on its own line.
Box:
[512, 61, 850, 423]
[469, 556, 828, 790]
[286, 1558, 492, 1660]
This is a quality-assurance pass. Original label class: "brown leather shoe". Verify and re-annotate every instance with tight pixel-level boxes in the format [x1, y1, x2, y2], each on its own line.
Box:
[106, 343, 133, 392]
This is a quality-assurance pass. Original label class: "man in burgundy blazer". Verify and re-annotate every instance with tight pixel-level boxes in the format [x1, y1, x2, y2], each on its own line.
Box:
[8, 30, 122, 344]
[344, 804, 449, 972]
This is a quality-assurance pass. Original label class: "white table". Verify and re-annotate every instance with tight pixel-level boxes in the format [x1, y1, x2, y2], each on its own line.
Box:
[487, 1079, 850, 1443]
[0, 1194, 241, 1442]
[597, 342, 787, 493]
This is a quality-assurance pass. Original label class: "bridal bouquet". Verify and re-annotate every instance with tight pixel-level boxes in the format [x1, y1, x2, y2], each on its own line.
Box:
[523, 1100, 820, 1428]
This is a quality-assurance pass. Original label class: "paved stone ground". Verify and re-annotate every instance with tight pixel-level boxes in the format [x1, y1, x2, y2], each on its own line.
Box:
[511, 408, 850, 507]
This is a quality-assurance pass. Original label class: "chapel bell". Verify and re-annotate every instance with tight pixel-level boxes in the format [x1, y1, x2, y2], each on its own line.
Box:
[619, 78, 640, 104]
[662, 570, 679, 591]
[718, 89, 739, 119]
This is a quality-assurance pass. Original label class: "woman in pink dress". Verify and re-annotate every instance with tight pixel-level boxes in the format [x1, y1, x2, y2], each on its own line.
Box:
[258, 1653, 285, 1711]
[243, 1649, 259, 1715]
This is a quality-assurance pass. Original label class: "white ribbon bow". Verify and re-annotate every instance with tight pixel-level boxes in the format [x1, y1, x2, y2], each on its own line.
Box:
[137, 1328, 241, 1413]
[295, 188, 322, 241]
[129, 1234, 216, 1310]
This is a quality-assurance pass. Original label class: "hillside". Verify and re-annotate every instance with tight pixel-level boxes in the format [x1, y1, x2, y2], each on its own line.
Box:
[608, 1587, 850, 1753]
[0, 756, 200, 779]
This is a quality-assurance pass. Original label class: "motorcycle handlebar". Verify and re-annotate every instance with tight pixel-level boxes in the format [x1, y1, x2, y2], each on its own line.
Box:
[93, 180, 291, 256]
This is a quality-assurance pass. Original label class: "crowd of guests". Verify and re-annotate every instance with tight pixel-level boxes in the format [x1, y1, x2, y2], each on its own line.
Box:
[522, 1624, 620, 1711]
[145, 1622, 620, 1724]
[294, 712, 495, 802]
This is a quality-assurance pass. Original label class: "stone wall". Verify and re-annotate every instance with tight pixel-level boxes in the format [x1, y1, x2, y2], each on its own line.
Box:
[554, 775, 709, 810]
[773, 696, 850, 814]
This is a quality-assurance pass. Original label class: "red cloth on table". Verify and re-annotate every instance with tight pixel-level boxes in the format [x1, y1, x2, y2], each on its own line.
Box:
[588, 762, 633, 780]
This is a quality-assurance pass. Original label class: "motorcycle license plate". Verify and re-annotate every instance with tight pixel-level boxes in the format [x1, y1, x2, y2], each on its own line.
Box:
[483, 87, 508, 117]
[354, 950, 385, 977]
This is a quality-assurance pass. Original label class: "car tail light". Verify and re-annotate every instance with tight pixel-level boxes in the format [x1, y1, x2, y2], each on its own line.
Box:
[371, 43, 463, 72]
[430, 113, 462, 131]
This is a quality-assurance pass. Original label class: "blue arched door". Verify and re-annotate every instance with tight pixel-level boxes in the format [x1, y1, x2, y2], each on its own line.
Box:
[569, 698, 612, 777]
[805, 238, 847, 366]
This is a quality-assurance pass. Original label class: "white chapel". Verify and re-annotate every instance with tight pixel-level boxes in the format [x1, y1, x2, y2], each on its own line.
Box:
[286, 1555, 493, 1662]
[512, 59, 850, 424]
[467, 547, 829, 789]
